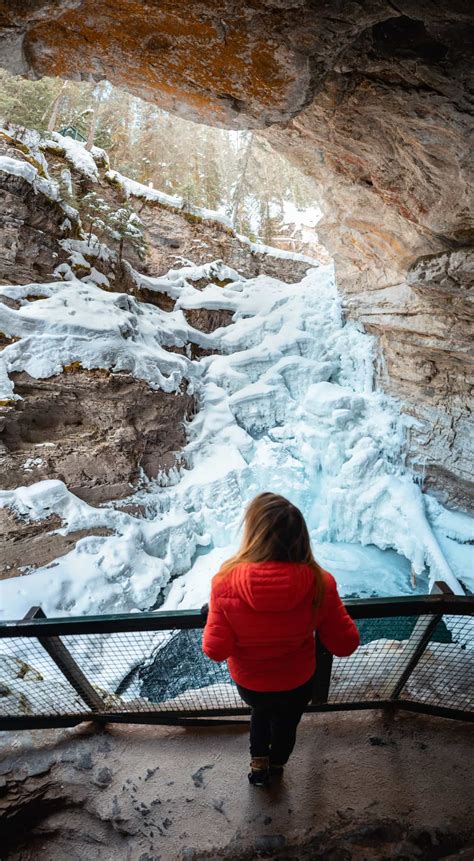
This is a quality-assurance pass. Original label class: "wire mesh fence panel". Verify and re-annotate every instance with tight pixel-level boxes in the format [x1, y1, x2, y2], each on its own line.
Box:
[400, 615, 474, 712]
[0, 635, 89, 718]
[328, 616, 436, 703]
[61, 628, 246, 714]
[1, 601, 472, 727]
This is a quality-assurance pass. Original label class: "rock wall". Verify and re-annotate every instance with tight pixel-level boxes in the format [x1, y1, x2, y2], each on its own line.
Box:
[0, 130, 315, 287]
[0, 137, 72, 284]
[0, 137, 197, 525]
[0, 369, 196, 504]
[126, 199, 317, 284]
[344, 247, 474, 510]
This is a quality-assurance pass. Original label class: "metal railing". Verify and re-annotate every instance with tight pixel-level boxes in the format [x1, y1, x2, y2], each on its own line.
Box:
[0, 587, 472, 730]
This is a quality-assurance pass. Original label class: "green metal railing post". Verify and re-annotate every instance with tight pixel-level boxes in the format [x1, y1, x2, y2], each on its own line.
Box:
[24, 607, 106, 712]
[385, 582, 451, 702]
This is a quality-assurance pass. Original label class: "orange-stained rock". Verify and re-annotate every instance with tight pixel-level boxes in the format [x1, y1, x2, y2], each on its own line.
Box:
[3, 0, 316, 127]
[1, 2, 472, 253]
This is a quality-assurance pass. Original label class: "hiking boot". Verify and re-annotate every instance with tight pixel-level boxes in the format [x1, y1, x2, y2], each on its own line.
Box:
[269, 763, 284, 776]
[248, 756, 270, 787]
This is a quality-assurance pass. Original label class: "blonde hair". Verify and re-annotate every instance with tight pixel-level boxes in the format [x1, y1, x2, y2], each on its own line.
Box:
[218, 492, 325, 606]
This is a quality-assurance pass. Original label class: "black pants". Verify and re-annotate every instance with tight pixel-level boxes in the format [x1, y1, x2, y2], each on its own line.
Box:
[237, 677, 313, 765]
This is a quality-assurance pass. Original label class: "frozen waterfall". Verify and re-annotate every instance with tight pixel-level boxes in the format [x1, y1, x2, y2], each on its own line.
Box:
[0, 261, 471, 621]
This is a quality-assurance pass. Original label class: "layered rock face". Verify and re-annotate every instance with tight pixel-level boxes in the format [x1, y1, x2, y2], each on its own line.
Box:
[0, 1, 472, 509]
[0, 369, 195, 504]
[0, 134, 73, 283]
[0, 170, 67, 284]
[352, 248, 474, 510]
[0, 365, 195, 578]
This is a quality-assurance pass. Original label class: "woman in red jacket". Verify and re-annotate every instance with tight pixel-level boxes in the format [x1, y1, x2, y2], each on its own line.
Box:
[202, 492, 360, 786]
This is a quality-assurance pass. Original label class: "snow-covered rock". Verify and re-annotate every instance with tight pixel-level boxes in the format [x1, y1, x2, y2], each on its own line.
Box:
[42, 132, 109, 182]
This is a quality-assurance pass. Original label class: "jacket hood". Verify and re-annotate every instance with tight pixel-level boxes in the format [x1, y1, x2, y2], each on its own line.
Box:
[229, 561, 316, 612]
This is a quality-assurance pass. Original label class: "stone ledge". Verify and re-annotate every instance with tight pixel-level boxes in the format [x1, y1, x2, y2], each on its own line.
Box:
[1, 710, 473, 860]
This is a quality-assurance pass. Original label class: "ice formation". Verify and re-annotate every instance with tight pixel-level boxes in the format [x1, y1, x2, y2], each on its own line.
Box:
[1, 259, 472, 625]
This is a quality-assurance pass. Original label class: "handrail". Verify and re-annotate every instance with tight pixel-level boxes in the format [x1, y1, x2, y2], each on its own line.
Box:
[1, 594, 472, 637]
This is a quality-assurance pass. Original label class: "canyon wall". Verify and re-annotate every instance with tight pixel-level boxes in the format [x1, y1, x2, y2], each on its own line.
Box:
[0, 0, 473, 508]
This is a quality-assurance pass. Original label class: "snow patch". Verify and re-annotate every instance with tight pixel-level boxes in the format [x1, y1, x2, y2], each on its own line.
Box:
[236, 232, 320, 266]
[0, 278, 197, 396]
[42, 132, 109, 182]
[106, 169, 184, 209]
[107, 169, 233, 229]
[0, 154, 60, 201]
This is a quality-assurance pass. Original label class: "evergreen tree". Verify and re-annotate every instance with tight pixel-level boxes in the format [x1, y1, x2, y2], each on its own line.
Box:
[0, 70, 62, 131]
[45, 81, 70, 132]
[78, 192, 114, 246]
[202, 130, 222, 210]
[230, 132, 254, 229]
[108, 205, 147, 263]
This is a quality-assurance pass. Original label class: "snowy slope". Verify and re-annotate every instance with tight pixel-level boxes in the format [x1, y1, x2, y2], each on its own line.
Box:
[106, 169, 322, 265]
[1, 261, 472, 622]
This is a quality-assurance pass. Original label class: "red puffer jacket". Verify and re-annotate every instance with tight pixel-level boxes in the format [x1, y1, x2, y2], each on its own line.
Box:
[202, 561, 359, 691]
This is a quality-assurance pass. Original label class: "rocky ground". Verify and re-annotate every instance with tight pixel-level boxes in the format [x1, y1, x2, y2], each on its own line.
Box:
[1, 710, 473, 860]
